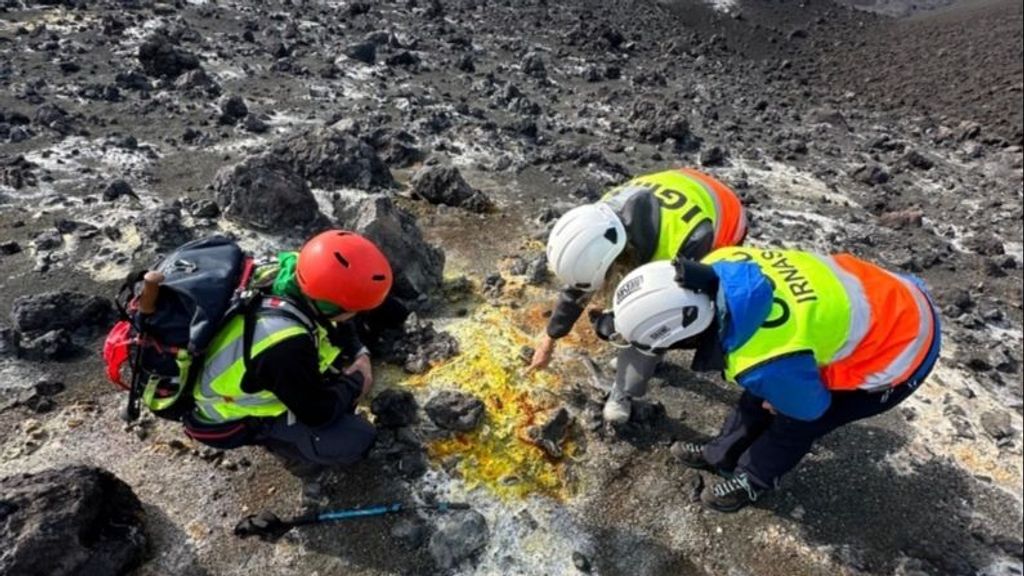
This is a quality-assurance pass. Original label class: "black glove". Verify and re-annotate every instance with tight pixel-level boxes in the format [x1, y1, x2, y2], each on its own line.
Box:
[672, 259, 720, 296]
[589, 309, 616, 341]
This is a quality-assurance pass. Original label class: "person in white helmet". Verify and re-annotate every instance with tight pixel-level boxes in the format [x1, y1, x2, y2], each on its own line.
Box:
[606, 247, 941, 512]
[528, 168, 747, 425]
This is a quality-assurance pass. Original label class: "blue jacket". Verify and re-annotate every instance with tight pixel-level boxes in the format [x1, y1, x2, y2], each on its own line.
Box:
[709, 261, 831, 421]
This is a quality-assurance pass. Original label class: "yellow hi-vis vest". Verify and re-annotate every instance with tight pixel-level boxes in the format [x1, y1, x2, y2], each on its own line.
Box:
[603, 169, 721, 262]
[703, 247, 853, 382]
[192, 298, 342, 424]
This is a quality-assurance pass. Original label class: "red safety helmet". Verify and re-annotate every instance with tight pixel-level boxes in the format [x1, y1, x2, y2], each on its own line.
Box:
[296, 230, 393, 312]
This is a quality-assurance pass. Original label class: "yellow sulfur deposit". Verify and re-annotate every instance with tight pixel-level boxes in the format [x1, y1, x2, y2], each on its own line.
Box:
[407, 307, 576, 500]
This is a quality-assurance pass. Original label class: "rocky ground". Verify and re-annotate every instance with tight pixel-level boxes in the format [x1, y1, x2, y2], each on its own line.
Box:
[1, 0, 1022, 575]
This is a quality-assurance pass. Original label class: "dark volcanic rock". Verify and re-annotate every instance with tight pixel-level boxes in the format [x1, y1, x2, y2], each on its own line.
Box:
[1, 241, 22, 255]
[32, 229, 63, 251]
[214, 156, 320, 232]
[410, 165, 492, 212]
[138, 33, 200, 78]
[386, 50, 421, 67]
[428, 509, 489, 570]
[527, 407, 572, 459]
[344, 41, 377, 64]
[1, 155, 38, 190]
[102, 178, 137, 201]
[629, 101, 698, 148]
[10, 291, 113, 336]
[218, 95, 249, 125]
[33, 103, 72, 133]
[378, 312, 460, 373]
[0, 466, 147, 576]
[366, 127, 423, 168]
[853, 163, 891, 186]
[17, 329, 75, 361]
[522, 51, 547, 78]
[335, 195, 445, 305]
[425, 390, 485, 432]
[173, 68, 221, 98]
[371, 388, 418, 428]
[135, 205, 193, 250]
[0, 325, 17, 357]
[965, 233, 1005, 256]
[271, 124, 394, 190]
[699, 145, 728, 167]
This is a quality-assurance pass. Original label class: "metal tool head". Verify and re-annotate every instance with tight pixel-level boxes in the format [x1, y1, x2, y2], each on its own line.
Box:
[233, 511, 292, 542]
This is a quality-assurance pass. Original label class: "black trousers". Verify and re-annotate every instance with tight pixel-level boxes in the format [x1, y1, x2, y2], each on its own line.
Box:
[703, 383, 920, 489]
[255, 375, 376, 471]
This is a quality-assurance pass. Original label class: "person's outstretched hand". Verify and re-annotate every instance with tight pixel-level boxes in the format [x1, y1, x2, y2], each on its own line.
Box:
[346, 354, 374, 401]
[526, 335, 556, 374]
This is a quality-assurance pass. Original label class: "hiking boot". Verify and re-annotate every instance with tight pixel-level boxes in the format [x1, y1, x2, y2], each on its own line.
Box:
[603, 395, 631, 424]
[703, 472, 763, 513]
[669, 441, 714, 472]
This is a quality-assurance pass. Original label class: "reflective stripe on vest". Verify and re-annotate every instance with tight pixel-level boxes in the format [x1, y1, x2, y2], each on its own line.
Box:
[677, 168, 747, 248]
[604, 169, 730, 262]
[706, 248, 937, 391]
[707, 248, 852, 382]
[822, 255, 937, 391]
[193, 298, 341, 423]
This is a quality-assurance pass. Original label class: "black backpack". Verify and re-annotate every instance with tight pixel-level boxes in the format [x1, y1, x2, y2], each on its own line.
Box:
[103, 236, 260, 422]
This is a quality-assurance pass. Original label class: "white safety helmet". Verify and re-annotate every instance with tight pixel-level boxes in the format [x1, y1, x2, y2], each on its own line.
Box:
[611, 261, 715, 352]
[546, 203, 627, 292]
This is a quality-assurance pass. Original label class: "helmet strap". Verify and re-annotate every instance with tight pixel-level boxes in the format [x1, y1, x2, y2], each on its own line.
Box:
[688, 315, 725, 372]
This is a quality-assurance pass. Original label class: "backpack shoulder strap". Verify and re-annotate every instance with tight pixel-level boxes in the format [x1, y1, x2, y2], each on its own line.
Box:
[240, 295, 318, 373]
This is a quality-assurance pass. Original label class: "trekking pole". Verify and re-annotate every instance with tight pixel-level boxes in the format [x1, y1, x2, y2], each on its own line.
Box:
[137, 271, 164, 314]
[126, 271, 165, 421]
[234, 501, 472, 541]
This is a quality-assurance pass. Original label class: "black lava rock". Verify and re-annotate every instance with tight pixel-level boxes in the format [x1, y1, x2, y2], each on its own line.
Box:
[0, 466, 147, 576]
[370, 388, 419, 428]
[138, 33, 200, 78]
[213, 156, 321, 232]
[270, 124, 394, 190]
[425, 390, 485, 432]
[410, 165, 492, 213]
[10, 291, 113, 336]
[102, 178, 137, 201]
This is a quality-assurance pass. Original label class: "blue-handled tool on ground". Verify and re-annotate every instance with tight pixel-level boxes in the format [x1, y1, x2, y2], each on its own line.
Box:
[234, 501, 472, 541]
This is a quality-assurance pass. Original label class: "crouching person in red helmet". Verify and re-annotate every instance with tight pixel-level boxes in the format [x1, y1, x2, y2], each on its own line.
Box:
[602, 247, 942, 512]
[187, 230, 393, 477]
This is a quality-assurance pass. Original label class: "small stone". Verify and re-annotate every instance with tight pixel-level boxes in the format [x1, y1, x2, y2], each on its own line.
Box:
[519, 346, 534, 365]
[410, 165, 492, 213]
[980, 410, 1013, 440]
[391, 518, 427, 550]
[699, 145, 727, 167]
[344, 41, 376, 64]
[218, 95, 248, 125]
[370, 389, 418, 428]
[879, 210, 924, 229]
[1, 241, 22, 255]
[853, 164, 891, 186]
[572, 551, 592, 573]
[428, 510, 489, 570]
[425, 390, 485, 432]
[241, 114, 270, 134]
[398, 449, 428, 479]
[527, 407, 572, 459]
[102, 179, 136, 201]
[32, 230, 63, 251]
